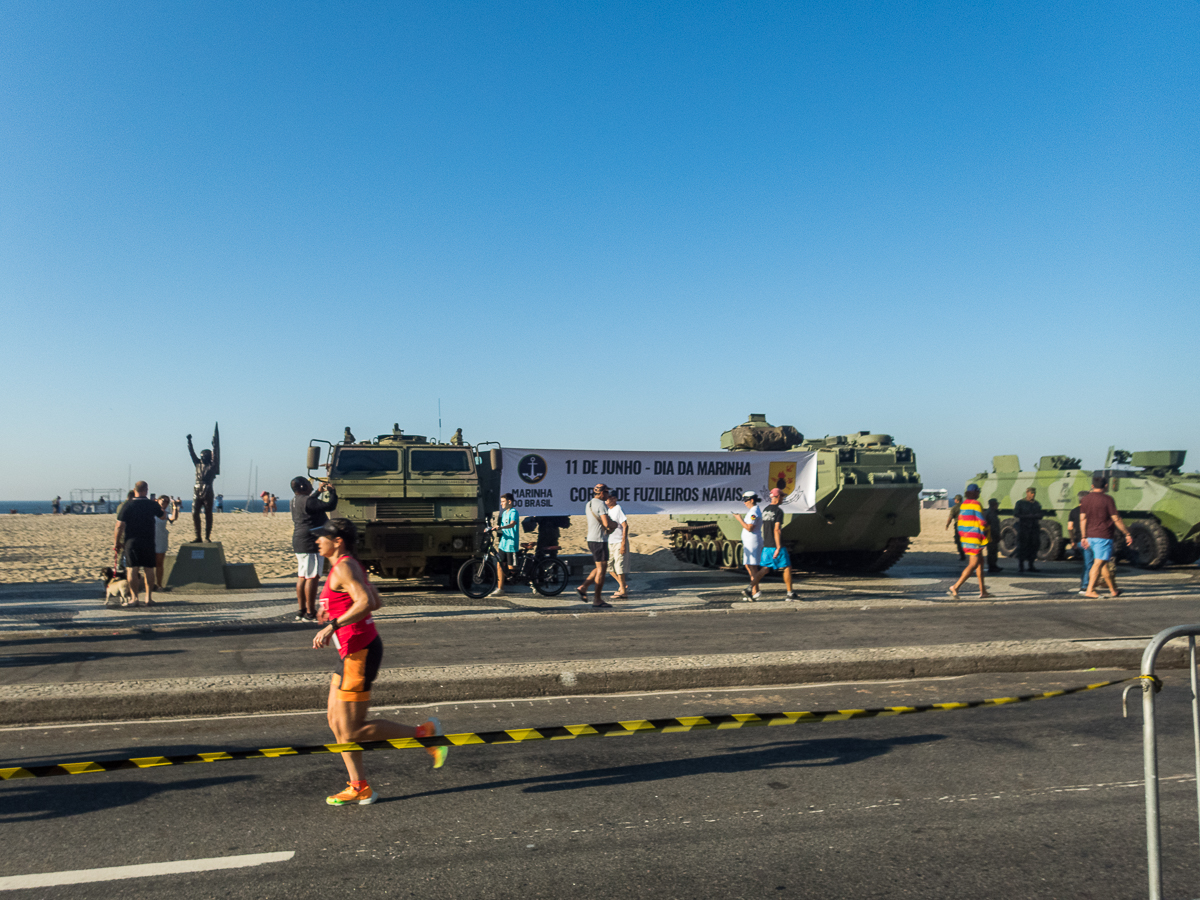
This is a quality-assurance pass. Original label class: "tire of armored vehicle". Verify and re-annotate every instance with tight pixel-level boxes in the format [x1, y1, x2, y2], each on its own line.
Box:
[668, 414, 922, 574]
[972, 450, 1200, 569]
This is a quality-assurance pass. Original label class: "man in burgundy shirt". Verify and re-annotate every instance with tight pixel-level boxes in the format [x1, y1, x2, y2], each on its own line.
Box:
[1080, 475, 1134, 598]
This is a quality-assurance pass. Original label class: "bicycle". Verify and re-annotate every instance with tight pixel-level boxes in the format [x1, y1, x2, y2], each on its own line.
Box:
[456, 526, 570, 599]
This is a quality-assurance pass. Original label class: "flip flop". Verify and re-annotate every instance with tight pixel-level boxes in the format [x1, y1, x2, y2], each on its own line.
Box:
[610, 593, 628, 600]
[575, 585, 588, 601]
[946, 588, 959, 599]
[592, 601, 613, 608]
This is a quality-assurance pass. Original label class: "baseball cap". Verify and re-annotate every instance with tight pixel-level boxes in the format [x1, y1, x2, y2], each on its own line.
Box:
[742, 490, 760, 500]
[769, 488, 782, 497]
[593, 483, 609, 493]
[966, 483, 980, 493]
[310, 518, 357, 543]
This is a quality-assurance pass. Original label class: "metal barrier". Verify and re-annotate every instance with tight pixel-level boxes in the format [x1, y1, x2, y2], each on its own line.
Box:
[1133, 625, 1200, 900]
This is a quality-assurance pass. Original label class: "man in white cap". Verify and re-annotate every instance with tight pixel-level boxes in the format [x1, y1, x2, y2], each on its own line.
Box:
[755, 487, 801, 600]
[734, 491, 763, 600]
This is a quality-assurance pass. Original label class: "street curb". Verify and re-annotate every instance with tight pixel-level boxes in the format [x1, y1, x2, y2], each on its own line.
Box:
[0, 638, 1180, 725]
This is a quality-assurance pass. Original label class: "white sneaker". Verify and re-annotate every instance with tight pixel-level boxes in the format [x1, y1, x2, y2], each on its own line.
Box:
[746, 591, 761, 601]
[489, 588, 506, 597]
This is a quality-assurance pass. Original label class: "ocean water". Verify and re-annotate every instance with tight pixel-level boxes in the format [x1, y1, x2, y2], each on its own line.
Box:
[1, 498, 290, 515]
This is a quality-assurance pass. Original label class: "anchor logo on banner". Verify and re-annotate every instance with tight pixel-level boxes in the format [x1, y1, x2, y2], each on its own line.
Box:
[518, 454, 548, 484]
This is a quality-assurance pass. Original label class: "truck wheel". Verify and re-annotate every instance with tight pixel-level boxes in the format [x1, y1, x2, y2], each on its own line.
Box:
[1126, 520, 1171, 569]
[1036, 521, 1064, 562]
[457, 558, 497, 599]
[998, 518, 1019, 557]
[1171, 539, 1200, 566]
[533, 558, 569, 596]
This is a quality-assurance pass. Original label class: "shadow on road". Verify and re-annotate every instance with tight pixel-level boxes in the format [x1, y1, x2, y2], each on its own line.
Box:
[0, 775, 256, 822]
[0, 650, 184, 668]
[387, 733, 946, 801]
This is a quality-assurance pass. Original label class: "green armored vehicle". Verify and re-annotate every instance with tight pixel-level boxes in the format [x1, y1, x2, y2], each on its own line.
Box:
[972, 450, 1200, 569]
[306, 425, 501, 582]
[670, 414, 922, 573]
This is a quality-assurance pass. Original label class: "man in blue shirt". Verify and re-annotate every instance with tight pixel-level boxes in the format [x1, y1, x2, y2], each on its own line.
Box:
[492, 493, 520, 596]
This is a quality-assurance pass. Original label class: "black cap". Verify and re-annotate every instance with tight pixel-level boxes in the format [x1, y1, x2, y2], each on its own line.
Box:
[310, 518, 357, 544]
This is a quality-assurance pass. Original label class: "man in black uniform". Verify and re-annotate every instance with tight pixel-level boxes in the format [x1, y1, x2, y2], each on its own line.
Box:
[113, 481, 165, 606]
[984, 499, 1003, 573]
[1014, 487, 1043, 573]
[187, 424, 220, 543]
[291, 476, 339, 621]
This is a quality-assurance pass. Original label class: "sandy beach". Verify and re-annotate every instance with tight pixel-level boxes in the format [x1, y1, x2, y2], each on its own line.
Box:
[0, 508, 954, 585]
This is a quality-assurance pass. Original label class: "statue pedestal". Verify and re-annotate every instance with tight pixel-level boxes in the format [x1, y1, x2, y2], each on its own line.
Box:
[164, 542, 260, 591]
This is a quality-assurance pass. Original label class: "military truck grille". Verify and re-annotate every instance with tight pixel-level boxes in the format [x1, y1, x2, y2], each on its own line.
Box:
[375, 499, 436, 518]
[383, 533, 426, 553]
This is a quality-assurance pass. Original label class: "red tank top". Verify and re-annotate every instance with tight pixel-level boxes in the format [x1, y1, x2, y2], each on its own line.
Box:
[319, 555, 379, 658]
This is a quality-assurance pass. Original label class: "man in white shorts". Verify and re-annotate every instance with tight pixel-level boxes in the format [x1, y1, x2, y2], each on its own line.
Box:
[735, 491, 763, 601]
[604, 492, 630, 599]
[292, 476, 339, 622]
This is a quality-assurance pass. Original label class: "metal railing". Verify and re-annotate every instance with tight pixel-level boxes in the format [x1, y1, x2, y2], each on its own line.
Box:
[1132, 625, 1200, 899]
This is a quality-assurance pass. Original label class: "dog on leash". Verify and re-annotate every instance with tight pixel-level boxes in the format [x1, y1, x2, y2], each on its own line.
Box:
[100, 566, 134, 608]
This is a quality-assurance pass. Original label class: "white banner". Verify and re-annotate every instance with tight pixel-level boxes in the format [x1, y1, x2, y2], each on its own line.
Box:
[500, 448, 816, 517]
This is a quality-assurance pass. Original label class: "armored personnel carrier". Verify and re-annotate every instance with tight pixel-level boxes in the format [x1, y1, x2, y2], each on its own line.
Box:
[306, 425, 501, 582]
[972, 450, 1200, 569]
[669, 415, 922, 573]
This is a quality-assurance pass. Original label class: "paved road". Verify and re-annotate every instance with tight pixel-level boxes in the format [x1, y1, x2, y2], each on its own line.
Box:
[3, 592, 1200, 687]
[2, 671, 1197, 898]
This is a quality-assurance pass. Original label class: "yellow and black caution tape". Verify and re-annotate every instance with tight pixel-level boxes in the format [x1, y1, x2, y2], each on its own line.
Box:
[0, 677, 1132, 781]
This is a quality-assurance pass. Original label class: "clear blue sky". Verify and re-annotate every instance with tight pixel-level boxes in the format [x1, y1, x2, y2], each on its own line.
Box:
[3, 1, 1197, 500]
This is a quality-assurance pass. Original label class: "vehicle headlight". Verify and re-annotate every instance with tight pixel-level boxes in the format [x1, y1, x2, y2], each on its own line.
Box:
[452, 537, 465, 550]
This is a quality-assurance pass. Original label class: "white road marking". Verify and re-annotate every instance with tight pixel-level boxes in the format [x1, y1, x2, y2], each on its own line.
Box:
[0, 851, 294, 891]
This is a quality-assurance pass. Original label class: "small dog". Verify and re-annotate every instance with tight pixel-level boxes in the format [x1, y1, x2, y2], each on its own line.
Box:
[100, 566, 133, 608]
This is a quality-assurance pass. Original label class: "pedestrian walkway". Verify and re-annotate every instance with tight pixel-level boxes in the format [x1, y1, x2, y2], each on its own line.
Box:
[2, 552, 1197, 636]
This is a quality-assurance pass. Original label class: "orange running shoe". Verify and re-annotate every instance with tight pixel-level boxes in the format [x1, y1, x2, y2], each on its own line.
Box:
[326, 782, 376, 806]
[416, 718, 449, 769]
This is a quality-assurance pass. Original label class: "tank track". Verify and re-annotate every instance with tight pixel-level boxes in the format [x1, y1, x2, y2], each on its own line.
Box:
[668, 528, 910, 574]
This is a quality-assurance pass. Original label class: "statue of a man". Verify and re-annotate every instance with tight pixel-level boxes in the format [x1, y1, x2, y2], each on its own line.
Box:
[187, 423, 220, 542]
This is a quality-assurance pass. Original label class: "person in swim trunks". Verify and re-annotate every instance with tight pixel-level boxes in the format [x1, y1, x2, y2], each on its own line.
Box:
[311, 518, 447, 806]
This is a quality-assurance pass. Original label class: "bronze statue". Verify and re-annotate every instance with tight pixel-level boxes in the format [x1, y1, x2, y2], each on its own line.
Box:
[187, 423, 220, 542]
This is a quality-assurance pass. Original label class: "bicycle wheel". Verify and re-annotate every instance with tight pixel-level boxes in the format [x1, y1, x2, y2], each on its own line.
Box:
[532, 558, 570, 596]
[457, 557, 497, 599]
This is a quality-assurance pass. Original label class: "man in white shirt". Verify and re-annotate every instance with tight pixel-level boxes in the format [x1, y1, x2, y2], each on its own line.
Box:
[575, 483, 615, 608]
[734, 491, 763, 601]
[604, 493, 629, 599]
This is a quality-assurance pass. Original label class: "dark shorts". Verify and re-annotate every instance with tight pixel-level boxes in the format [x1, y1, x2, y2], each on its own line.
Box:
[588, 541, 609, 563]
[332, 636, 383, 701]
[124, 539, 156, 568]
[497, 550, 517, 567]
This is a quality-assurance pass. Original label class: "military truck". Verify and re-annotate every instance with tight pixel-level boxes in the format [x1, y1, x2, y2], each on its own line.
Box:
[669, 414, 922, 573]
[971, 450, 1200, 568]
[306, 425, 501, 582]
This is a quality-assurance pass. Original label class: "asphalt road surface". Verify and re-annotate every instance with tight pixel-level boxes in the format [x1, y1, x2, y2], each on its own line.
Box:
[3, 670, 1199, 898]
[4, 596, 1200, 687]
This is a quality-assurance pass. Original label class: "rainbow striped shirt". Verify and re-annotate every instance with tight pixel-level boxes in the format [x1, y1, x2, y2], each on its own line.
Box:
[956, 499, 989, 549]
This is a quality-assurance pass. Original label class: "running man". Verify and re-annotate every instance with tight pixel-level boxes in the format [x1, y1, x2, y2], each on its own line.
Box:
[311, 518, 447, 806]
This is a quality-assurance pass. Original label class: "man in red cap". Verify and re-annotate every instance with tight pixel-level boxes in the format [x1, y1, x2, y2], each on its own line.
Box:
[754, 487, 802, 600]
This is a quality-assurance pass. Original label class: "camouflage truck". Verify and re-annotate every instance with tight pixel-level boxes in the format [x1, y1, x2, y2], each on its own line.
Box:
[971, 450, 1200, 569]
[306, 425, 501, 583]
[669, 414, 922, 573]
